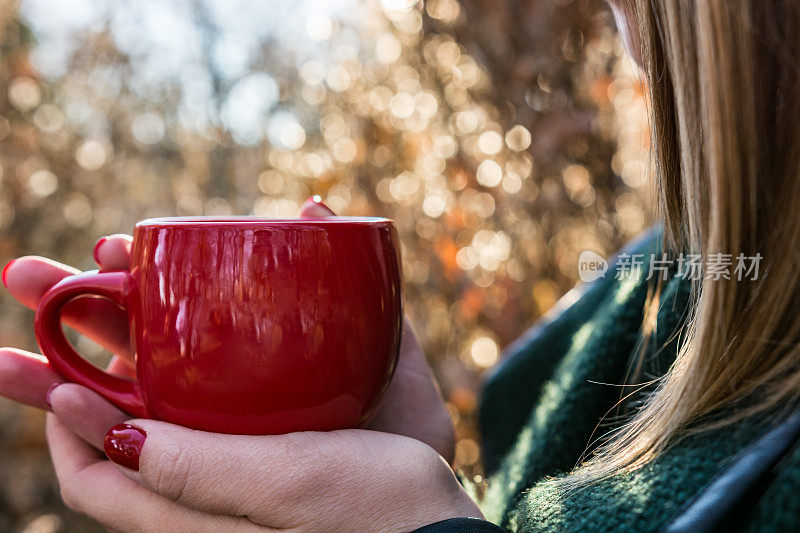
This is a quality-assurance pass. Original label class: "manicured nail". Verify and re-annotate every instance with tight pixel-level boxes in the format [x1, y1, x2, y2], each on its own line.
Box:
[45, 383, 60, 408]
[301, 195, 336, 216]
[92, 236, 108, 265]
[2, 259, 15, 287]
[104, 423, 146, 471]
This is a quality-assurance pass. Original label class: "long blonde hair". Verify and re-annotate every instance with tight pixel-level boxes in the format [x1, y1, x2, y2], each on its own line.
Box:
[570, 0, 800, 484]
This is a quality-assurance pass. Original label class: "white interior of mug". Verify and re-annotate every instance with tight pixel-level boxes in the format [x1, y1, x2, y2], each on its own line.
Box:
[137, 216, 392, 226]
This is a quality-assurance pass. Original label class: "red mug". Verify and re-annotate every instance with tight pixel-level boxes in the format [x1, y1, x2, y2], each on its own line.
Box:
[34, 217, 403, 434]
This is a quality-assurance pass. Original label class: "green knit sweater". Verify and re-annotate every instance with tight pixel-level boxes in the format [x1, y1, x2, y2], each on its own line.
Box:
[477, 228, 800, 532]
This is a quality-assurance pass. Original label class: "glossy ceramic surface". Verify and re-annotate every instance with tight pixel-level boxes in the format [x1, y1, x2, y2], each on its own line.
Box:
[35, 217, 403, 434]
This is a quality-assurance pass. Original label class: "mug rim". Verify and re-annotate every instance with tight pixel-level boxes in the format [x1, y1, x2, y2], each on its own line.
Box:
[136, 216, 393, 227]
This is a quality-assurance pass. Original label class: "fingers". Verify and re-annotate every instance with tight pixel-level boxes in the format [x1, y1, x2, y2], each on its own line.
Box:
[104, 419, 447, 529]
[46, 414, 257, 532]
[0, 347, 133, 412]
[299, 195, 336, 217]
[103, 420, 356, 526]
[3, 256, 79, 308]
[61, 296, 131, 357]
[0, 348, 62, 410]
[105, 420, 298, 524]
[2, 235, 132, 307]
[46, 412, 105, 482]
[106, 355, 136, 379]
[3, 233, 133, 306]
[93, 234, 132, 272]
[3, 255, 131, 357]
[48, 383, 129, 450]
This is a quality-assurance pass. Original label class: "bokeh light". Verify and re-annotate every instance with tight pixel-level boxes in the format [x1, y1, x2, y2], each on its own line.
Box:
[0, 0, 652, 529]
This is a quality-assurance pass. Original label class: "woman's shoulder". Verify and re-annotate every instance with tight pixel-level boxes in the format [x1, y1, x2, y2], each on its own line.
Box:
[479, 225, 679, 470]
[495, 409, 800, 533]
[498, 415, 781, 532]
[479, 227, 697, 524]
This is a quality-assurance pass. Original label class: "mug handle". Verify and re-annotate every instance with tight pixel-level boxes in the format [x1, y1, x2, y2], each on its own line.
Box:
[34, 271, 147, 418]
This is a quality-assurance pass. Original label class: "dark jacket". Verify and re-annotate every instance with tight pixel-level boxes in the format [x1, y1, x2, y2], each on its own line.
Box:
[419, 228, 800, 532]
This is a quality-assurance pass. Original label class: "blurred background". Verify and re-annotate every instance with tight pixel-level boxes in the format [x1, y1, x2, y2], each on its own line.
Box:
[0, 0, 652, 530]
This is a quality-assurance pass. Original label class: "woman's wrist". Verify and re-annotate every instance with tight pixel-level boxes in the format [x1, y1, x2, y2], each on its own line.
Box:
[339, 436, 482, 531]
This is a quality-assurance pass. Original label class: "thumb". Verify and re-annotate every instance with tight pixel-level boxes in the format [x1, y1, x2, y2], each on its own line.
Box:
[103, 420, 477, 531]
[102, 419, 333, 527]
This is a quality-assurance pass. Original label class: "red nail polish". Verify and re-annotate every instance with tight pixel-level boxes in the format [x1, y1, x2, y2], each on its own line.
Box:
[104, 423, 146, 471]
[45, 383, 60, 408]
[93, 237, 108, 266]
[2, 259, 15, 287]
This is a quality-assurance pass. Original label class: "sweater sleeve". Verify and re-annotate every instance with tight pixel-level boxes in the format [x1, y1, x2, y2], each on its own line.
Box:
[412, 517, 507, 532]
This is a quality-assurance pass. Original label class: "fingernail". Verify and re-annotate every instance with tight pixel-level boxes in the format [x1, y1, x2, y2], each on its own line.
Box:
[2, 259, 15, 287]
[45, 383, 60, 408]
[104, 423, 146, 471]
[301, 195, 336, 216]
[92, 237, 108, 265]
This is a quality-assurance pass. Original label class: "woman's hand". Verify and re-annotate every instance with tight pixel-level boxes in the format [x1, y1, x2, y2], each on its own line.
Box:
[0, 234, 136, 410]
[45, 383, 480, 532]
[298, 197, 455, 459]
[363, 319, 455, 461]
[2, 200, 454, 461]
[300, 197, 456, 460]
[0, 199, 463, 529]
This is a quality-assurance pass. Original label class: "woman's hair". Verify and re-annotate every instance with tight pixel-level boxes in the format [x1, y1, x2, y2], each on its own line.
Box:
[566, 0, 800, 486]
